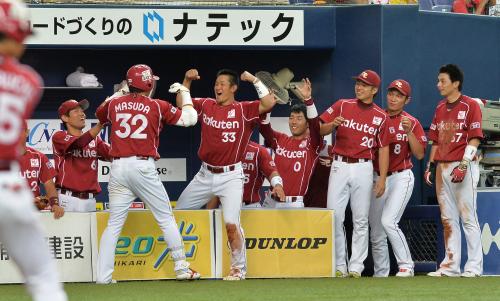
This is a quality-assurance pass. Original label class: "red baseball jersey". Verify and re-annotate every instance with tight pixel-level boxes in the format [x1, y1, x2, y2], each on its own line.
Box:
[18, 147, 57, 197]
[320, 99, 390, 160]
[95, 94, 181, 159]
[193, 98, 260, 166]
[428, 95, 483, 162]
[52, 131, 111, 193]
[304, 144, 333, 208]
[0, 56, 42, 161]
[260, 117, 322, 196]
[374, 111, 427, 172]
[242, 141, 277, 204]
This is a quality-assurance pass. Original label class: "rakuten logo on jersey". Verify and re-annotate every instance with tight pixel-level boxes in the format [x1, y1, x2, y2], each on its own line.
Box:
[72, 149, 97, 158]
[435, 121, 466, 131]
[0, 71, 37, 100]
[275, 145, 306, 159]
[202, 114, 240, 129]
[341, 119, 378, 135]
[242, 162, 255, 171]
[20, 169, 39, 179]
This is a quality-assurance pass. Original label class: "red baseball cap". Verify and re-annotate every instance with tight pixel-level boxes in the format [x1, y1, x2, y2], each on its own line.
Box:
[353, 70, 381, 88]
[58, 99, 89, 117]
[388, 79, 411, 97]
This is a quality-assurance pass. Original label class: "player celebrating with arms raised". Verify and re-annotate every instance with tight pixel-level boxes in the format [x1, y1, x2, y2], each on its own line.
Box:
[320, 70, 390, 278]
[175, 68, 276, 280]
[425, 64, 483, 277]
[368, 80, 426, 277]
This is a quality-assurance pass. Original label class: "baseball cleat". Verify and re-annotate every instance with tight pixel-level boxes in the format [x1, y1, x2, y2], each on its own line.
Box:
[96, 279, 117, 284]
[396, 268, 414, 277]
[461, 271, 481, 278]
[427, 270, 459, 277]
[335, 270, 348, 278]
[348, 271, 361, 278]
[223, 268, 245, 281]
[176, 268, 201, 281]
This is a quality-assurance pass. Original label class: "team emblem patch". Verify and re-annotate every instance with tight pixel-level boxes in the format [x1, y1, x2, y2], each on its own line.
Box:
[245, 152, 255, 160]
[299, 140, 307, 148]
[389, 127, 395, 134]
[269, 161, 276, 167]
[471, 122, 480, 129]
[398, 122, 404, 131]
[457, 111, 466, 120]
[430, 124, 436, 130]
[46, 161, 54, 169]
[327, 107, 333, 114]
[171, 107, 177, 114]
[361, 72, 368, 79]
[227, 109, 235, 118]
[372, 116, 382, 126]
[421, 136, 428, 142]
[64, 135, 71, 142]
[141, 70, 152, 81]
[89, 140, 96, 148]
[30, 159, 39, 167]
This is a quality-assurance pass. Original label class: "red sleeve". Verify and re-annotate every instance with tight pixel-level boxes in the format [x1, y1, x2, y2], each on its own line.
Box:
[467, 101, 484, 140]
[308, 117, 322, 150]
[192, 98, 204, 113]
[412, 120, 428, 147]
[320, 100, 341, 124]
[259, 123, 282, 150]
[95, 100, 110, 124]
[159, 100, 182, 125]
[428, 110, 439, 144]
[258, 146, 278, 179]
[38, 153, 57, 183]
[242, 101, 261, 120]
[376, 117, 391, 148]
[52, 131, 79, 155]
[96, 137, 112, 161]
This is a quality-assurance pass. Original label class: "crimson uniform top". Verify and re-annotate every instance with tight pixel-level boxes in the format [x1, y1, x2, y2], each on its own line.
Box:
[373, 111, 427, 172]
[304, 144, 333, 208]
[320, 99, 391, 160]
[52, 131, 111, 193]
[242, 141, 277, 204]
[260, 117, 322, 197]
[95, 94, 182, 159]
[0, 56, 42, 162]
[18, 147, 57, 197]
[428, 95, 483, 162]
[193, 98, 260, 166]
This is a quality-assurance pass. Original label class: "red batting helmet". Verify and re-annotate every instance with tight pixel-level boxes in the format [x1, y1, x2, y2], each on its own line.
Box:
[126, 64, 159, 92]
[0, 0, 32, 43]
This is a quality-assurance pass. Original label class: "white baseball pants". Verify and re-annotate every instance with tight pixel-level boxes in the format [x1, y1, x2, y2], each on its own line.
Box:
[327, 160, 373, 275]
[369, 169, 415, 277]
[97, 157, 189, 283]
[262, 194, 305, 208]
[58, 192, 96, 212]
[176, 163, 247, 275]
[0, 166, 66, 301]
[435, 161, 482, 276]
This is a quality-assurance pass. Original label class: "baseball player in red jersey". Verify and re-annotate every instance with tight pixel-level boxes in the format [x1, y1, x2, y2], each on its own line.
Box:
[19, 124, 65, 218]
[425, 64, 483, 277]
[175, 68, 276, 280]
[368, 80, 426, 277]
[207, 141, 284, 209]
[0, 1, 67, 300]
[52, 99, 111, 212]
[259, 79, 322, 208]
[320, 70, 390, 278]
[303, 143, 333, 208]
[95, 64, 200, 283]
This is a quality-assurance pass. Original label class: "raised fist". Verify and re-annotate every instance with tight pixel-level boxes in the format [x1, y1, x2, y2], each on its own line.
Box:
[401, 116, 413, 133]
[184, 69, 200, 81]
[169, 83, 190, 94]
[240, 71, 256, 83]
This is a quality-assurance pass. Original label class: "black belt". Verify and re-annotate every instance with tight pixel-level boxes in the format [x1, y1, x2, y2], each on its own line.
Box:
[59, 188, 94, 199]
[333, 155, 369, 164]
[113, 156, 149, 161]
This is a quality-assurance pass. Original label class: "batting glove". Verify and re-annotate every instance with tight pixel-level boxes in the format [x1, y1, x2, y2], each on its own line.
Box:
[169, 83, 190, 94]
[424, 162, 436, 186]
[450, 161, 468, 183]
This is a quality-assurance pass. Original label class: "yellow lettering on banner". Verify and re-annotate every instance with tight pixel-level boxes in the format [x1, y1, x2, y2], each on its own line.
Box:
[218, 209, 334, 278]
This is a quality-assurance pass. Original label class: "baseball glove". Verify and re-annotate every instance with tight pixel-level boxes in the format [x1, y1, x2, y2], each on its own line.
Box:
[34, 196, 49, 210]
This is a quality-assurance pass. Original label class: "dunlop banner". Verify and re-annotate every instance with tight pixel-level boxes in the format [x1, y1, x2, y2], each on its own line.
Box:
[96, 210, 215, 280]
[216, 209, 335, 278]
